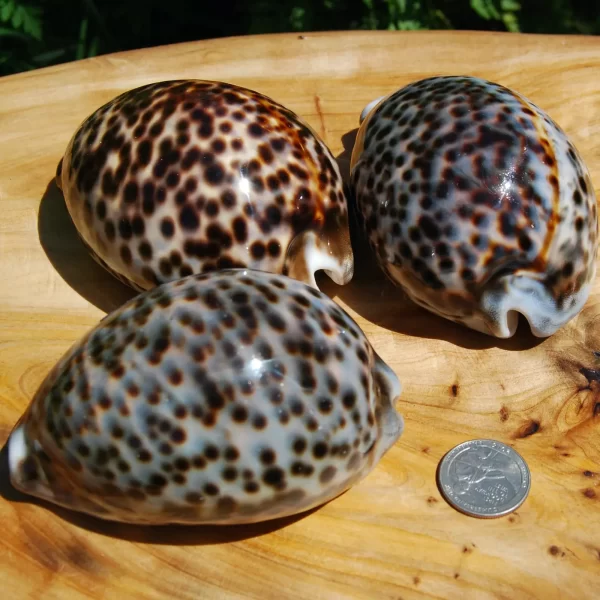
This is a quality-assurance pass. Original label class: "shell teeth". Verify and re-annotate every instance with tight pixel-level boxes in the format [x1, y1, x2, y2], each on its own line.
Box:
[323, 258, 354, 287]
[304, 235, 353, 288]
[479, 273, 595, 338]
[284, 231, 353, 289]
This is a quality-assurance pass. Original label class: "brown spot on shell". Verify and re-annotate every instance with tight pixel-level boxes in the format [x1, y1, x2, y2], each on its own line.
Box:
[319, 466, 337, 484]
[217, 496, 237, 514]
[185, 492, 204, 504]
[262, 466, 286, 489]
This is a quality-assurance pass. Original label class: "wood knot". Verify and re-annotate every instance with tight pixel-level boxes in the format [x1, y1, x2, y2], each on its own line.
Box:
[450, 383, 459, 397]
[580, 366, 600, 385]
[499, 405, 509, 422]
[549, 545, 565, 557]
[515, 419, 540, 438]
[582, 488, 597, 499]
[65, 544, 99, 573]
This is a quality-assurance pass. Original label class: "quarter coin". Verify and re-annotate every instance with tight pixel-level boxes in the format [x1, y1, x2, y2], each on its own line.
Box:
[438, 439, 531, 518]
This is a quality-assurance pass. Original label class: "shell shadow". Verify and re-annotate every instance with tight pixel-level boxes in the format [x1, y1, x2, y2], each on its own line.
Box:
[0, 441, 320, 546]
[330, 129, 546, 353]
[37, 178, 137, 314]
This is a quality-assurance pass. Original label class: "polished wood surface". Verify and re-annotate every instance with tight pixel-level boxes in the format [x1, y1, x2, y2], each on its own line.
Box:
[1, 30, 599, 599]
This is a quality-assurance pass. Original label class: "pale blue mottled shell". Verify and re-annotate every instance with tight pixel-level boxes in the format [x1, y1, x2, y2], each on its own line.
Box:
[9, 269, 402, 524]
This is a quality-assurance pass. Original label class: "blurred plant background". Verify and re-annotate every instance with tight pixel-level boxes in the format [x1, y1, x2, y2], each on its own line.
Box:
[1, 0, 598, 76]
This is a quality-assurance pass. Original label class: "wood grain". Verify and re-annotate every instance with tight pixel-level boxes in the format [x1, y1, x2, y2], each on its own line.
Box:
[1, 30, 600, 599]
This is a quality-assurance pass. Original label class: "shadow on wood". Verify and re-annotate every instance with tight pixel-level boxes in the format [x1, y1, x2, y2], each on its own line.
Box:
[37, 178, 137, 315]
[330, 130, 547, 353]
[0, 441, 320, 546]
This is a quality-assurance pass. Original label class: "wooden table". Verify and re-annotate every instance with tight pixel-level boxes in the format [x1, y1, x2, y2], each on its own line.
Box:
[1, 30, 599, 599]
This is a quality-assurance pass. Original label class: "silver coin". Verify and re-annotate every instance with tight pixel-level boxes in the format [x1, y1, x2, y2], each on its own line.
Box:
[438, 439, 531, 518]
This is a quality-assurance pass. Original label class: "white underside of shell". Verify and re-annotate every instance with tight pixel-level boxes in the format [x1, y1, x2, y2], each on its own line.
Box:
[474, 270, 596, 338]
[302, 232, 354, 289]
[6, 423, 54, 502]
[8, 424, 59, 505]
[387, 263, 594, 339]
[360, 97, 386, 124]
[8, 424, 26, 481]
[371, 356, 404, 463]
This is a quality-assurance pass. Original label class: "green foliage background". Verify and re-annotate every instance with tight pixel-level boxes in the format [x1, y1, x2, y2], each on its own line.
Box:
[1, 0, 598, 77]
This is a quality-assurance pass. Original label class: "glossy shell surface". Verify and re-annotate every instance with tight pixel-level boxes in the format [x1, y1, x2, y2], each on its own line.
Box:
[56, 80, 354, 291]
[350, 76, 598, 338]
[8, 270, 403, 525]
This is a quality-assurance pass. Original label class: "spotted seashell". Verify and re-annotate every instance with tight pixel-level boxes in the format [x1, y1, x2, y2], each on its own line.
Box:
[56, 80, 354, 291]
[351, 76, 598, 338]
[8, 269, 402, 525]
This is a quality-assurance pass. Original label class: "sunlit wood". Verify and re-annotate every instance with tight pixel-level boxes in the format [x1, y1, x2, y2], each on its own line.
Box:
[0, 30, 599, 599]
